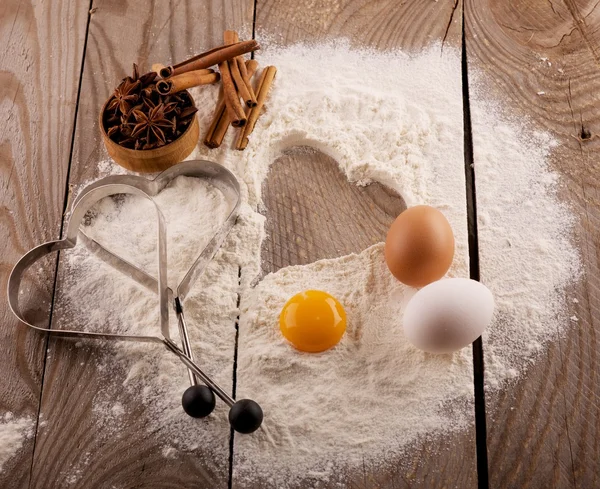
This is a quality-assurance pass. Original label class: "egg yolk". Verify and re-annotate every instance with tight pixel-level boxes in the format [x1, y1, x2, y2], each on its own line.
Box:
[279, 290, 346, 353]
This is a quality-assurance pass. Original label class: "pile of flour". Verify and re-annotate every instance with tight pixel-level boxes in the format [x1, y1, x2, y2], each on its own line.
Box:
[51, 41, 579, 486]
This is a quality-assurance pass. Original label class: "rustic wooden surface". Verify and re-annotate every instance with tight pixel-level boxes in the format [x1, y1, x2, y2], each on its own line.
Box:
[260, 147, 406, 276]
[0, 1, 87, 487]
[466, 0, 600, 488]
[24, 2, 253, 489]
[4, 0, 600, 488]
[233, 1, 478, 488]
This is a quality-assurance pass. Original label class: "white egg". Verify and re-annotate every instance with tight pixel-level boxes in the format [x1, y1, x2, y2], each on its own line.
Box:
[403, 278, 494, 354]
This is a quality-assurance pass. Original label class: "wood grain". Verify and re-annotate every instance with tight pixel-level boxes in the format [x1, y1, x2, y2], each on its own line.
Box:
[261, 147, 406, 276]
[28, 1, 253, 488]
[234, 1, 478, 488]
[255, 0, 462, 51]
[466, 0, 600, 487]
[0, 0, 87, 487]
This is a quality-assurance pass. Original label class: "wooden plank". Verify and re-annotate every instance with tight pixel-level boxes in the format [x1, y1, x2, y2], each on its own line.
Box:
[28, 1, 253, 488]
[465, 0, 600, 487]
[261, 147, 407, 276]
[233, 1, 479, 488]
[0, 0, 88, 487]
[254, 0, 462, 50]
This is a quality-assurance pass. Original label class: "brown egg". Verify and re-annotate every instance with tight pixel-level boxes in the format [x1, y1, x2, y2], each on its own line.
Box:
[384, 205, 455, 287]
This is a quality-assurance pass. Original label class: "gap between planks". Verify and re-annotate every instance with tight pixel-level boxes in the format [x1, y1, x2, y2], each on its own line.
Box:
[229, 266, 242, 489]
[229, 1, 259, 485]
[461, 3, 490, 489]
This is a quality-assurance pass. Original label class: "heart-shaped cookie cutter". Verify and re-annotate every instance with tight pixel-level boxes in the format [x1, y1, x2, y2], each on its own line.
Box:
[7, 160, 263, 434]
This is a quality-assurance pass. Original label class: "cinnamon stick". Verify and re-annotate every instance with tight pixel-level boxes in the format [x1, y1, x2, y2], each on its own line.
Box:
[223, 31, 256, 108]
[160, 40, 260, 78]
[204, 103, 227, 149]
[229, 58, 252, 107]
[219, 31, 247, 127]
[204, 34, 236, 147]
[232, 31, 256, 107]
[156, 69, 219, 95]
[204, 59, 259, 148]
[236, 65, 277, 150]
[237, 57, 257, 107]
[219, 60, 246, 127]
[167, 44, 227, 73]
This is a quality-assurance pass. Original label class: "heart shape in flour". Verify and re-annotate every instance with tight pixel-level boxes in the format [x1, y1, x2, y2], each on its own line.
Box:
[261, 146, 406, 275]
[8, 160, 240, 342]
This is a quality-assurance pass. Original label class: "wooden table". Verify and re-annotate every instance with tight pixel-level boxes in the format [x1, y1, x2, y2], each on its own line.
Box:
[1, 0, 598, 487]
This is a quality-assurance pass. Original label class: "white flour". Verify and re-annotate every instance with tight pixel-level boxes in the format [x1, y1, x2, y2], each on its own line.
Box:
[46, 41, 579, 486]
[0, 413, 34, 473]
[468, 77, 581, 388]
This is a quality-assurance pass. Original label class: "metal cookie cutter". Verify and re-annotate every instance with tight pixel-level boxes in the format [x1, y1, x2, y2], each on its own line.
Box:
[7, 160, 263, 434]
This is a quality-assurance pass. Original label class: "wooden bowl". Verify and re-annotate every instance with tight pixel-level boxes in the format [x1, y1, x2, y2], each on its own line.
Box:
[99, 96, 199, 173]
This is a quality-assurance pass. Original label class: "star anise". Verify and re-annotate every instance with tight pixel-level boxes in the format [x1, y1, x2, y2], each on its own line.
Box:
[120, 136, 137, 149]
[178, 105, 198, 120]
[127, 63, 156, 87]
[121, 103, 142, 124]
[131, 63, 140, 82]
[104, 64, 196, 149]
[141, 84, 156, 98]
[120, 124, 133, 137]
[130, 104, 175, 145]
[139, 71, 157, 86]
[105, 113, 120, 126]
[142, 97, 177, 116]
[107, 77, 141, 115]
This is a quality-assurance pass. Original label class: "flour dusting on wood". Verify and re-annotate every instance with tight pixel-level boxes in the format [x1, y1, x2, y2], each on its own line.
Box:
[0, 413, 34, 473]
[50, 41, 580, 486]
